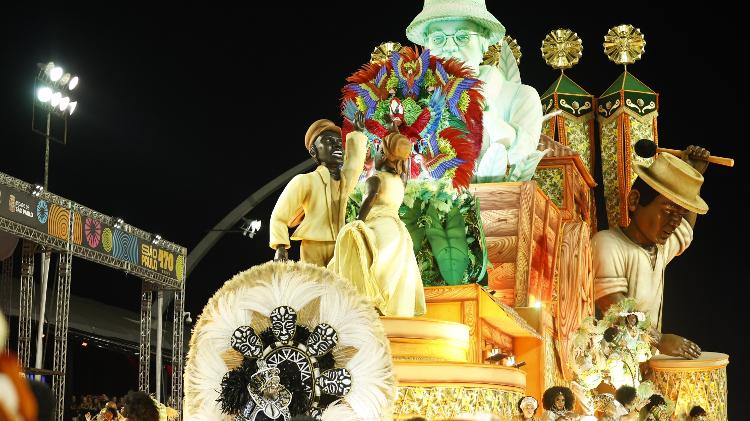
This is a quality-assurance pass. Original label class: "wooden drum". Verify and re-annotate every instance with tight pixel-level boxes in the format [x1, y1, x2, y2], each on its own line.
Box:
[648, 352, 729, 420]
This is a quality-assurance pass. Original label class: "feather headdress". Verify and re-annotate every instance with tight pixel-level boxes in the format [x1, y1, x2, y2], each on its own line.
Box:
[183, 261, 395, 420]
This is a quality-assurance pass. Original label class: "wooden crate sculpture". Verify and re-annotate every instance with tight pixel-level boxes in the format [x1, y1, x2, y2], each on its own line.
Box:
[534, 135, 597, 227]
[469, 182, 562, 307]
[533, 137, 597, 380]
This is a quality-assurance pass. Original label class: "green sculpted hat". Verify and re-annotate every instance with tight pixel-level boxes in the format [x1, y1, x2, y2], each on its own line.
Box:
[406, 0, 506, 46]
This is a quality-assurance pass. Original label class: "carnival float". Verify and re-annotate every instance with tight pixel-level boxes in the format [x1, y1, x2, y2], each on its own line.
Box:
[182, 1, 733, 420]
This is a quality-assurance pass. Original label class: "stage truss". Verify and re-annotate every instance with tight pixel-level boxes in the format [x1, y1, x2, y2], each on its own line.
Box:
[0, 171, 187, 421]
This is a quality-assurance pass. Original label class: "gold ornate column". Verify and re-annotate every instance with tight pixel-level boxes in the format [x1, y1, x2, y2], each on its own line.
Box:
[539, 29, 595, 175]
[597, 25, 658, 228]
[537, 29, 597, 230]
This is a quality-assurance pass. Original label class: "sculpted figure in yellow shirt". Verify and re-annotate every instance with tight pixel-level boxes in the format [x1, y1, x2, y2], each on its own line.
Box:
[270, 112, 367, 266]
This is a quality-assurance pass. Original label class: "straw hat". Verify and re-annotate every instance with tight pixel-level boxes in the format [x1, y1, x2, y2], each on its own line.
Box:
[633, 153, 708, 214]
[406, 0, 506, 46]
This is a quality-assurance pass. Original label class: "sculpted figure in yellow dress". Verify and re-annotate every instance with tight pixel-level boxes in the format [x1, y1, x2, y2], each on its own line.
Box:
[328, 132, 426, 317]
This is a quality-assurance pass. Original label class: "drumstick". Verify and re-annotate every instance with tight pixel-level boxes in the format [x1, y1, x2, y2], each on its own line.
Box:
[634, 138, 734, 167]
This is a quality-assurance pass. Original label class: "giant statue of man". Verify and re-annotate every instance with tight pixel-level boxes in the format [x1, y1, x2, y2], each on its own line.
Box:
[407, 0, 545, 181]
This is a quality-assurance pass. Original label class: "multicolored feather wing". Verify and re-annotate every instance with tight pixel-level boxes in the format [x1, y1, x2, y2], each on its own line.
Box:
[341, 46, 484, 188]
[410, 107, 432, 136]
[413, 48, 430, 89]
[346, 83, 380, 118]
[342, 99, 358, 123]
[444, 78, 479, 120]
[434, 61, 450, 86]
[374, 65, 388, 88]
[422, 87, 446, 139]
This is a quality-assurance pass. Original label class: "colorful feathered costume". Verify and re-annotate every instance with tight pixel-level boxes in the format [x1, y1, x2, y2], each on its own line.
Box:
[341, 47, 484, 189]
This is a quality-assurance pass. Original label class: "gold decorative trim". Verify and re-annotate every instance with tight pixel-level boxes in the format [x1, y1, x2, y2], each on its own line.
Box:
[559, 98, 591, 116]
[393, 385, 524, 420]
[463, 300, 477, 362]
[482, 42, 502, 67]
[597, 101, 659, 124]
[424, 284, 478, 302]
[371, 41, 403, 64]
[650, 366, 728, 373]
[504, 35, 522, 64]
[649, 352, 729, 369]
[482, 36, 522, 67]
[651, 365, 727, 420]
[625, 98, 657, 114]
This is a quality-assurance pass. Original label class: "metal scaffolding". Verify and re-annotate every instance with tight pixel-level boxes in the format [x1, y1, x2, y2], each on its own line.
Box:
[171, 288, 185, 418]
[1, 255, 13, 352]
[139, 282, 153, 393]
[1, 171, 187, 420]
[52, 250, 72, 419]
[17, 240, 35, 368]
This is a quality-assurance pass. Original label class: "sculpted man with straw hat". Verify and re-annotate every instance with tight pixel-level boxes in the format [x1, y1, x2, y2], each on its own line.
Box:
[270, 112, 367, 266]
[407, 0, 544, 181]
[594, 146, 710, 359]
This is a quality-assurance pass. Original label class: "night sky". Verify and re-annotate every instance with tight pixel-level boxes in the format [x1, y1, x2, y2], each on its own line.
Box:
[1, 5, 746, 416]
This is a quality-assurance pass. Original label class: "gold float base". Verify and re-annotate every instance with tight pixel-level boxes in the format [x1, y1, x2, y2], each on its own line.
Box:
[391, 361, 526, 420]
[393, 384, 524, 420]
[649, 352, 729, 421]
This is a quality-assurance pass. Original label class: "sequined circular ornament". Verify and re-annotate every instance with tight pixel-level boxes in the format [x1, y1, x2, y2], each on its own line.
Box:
[504, 35, 522, 64]
[603, 24, 645, 65]
[482, 35, 522, 66]
[482, 43, 501, 67]
[541, 28, 583, 69]
[370, 42, 403, 64]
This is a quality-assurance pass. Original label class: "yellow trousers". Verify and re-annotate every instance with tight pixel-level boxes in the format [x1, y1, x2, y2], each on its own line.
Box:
[300, 240, 335, 267]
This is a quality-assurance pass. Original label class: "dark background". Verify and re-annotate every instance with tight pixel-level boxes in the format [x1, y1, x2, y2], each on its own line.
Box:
[1, 5, 746, 417]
